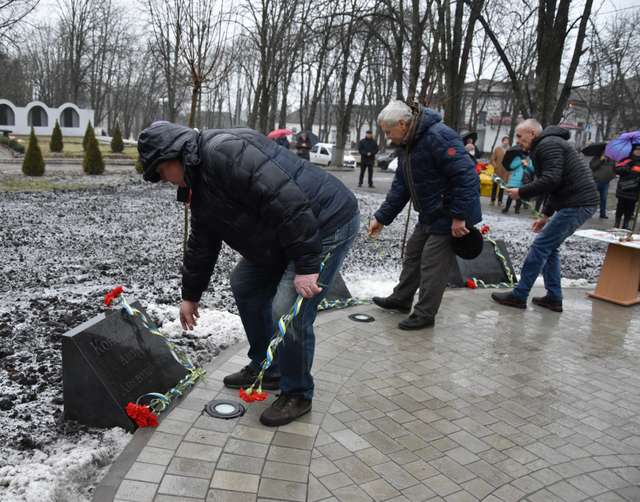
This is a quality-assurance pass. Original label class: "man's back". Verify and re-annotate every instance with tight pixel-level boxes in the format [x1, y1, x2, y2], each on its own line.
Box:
[520, 126, 598, 214]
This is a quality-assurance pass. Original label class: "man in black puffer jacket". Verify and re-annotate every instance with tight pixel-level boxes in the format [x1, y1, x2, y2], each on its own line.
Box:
[138, 122, 359, 426]
[492, 120, 598, 312]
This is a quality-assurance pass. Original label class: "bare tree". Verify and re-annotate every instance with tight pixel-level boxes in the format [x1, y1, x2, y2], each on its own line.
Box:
[145, 0, 186, 122]
[0, 0, 39, 47]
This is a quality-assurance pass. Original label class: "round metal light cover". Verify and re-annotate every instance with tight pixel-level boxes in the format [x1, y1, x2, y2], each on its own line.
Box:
[348, 313, 375, 323]
[204, 399, 246, 419]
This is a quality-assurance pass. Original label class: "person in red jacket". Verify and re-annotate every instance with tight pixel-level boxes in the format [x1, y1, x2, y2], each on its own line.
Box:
[614, 144, 640, 230]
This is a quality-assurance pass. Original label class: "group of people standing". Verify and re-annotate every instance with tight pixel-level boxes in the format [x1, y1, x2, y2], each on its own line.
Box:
[489, 135, 640, 229]
[590, 145, 640, 229]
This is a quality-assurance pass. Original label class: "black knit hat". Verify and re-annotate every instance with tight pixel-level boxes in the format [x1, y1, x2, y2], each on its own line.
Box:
[451, 226, 484, 260]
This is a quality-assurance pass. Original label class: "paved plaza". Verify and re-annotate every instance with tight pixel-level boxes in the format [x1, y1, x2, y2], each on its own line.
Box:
[96, 287, 640, 502]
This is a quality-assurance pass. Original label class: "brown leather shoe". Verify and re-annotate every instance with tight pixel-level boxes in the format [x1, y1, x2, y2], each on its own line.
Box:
[491, 292, 526, 309]
[532, 295, 563, 312]
[260, 394, 312, 427]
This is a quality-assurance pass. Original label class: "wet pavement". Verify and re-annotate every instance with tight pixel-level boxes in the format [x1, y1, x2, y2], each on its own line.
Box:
[98, 287, 640, 502]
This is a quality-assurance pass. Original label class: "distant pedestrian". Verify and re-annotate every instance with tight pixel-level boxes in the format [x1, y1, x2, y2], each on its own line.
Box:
[274, 136, 290, 150]
[501, 136, 511, 150]
[614, 144, 640, 229]
[590, 154, 615, 219]
[358, 130, 378, 188]
[501, 148, 534, 214]
[296, 133, 311, 160]
[465, 143, 476, 162]
[490, 146, 507, 206]
[491, 119, 598, 313]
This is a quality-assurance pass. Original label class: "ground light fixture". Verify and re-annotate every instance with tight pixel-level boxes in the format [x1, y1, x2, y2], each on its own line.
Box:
[204, 399, 246, 419]
[348, 313, 375, 323]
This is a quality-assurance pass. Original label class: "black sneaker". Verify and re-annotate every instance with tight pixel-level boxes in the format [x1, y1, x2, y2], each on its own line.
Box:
[260, 394, 312, 427]
[398, 314, 435, 330]
[491, 292, 526, 309]
[372, 296, 411, 313]
[369, 184, 375, 189]
[223, 364, 280, 390]
[532, 295, 563, 312]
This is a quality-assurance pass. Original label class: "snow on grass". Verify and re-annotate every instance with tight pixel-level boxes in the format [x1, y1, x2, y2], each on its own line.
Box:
[0, 428, 130, 502]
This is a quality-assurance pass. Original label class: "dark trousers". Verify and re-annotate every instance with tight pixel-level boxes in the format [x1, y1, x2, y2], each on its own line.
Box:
[615, 198, 637, 229]
[490, 181, 504, 204]
[359, 162, 374, 186]
[230, 213, 359, 399]
[597, 182, 609, 217]
[387, 224, 456, 321]
[504, 197, 522, 212]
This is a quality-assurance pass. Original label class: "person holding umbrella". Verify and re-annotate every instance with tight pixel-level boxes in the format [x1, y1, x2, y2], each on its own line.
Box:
[268, 128, 293, 150]
[614, 144, 640, 230]
[296, 132, 312, 160]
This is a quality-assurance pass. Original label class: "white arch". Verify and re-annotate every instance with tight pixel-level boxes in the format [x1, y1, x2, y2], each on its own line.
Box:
[25, 100, 50, 128]
[58, 103, 81, 128]
[0, 99, 17, 127]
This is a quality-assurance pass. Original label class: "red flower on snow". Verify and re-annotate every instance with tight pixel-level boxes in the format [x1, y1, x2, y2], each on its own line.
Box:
[104, 285, 125, 306]
[125, 402, 158, 427]
[466, 279, 477, 289]
[480, 224, 490, 235]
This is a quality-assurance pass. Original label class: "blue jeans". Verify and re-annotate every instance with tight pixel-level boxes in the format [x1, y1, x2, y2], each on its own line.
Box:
[597, 182, 609, 217]
[513, 206, 596, 301]
[230, 213, 360, 399]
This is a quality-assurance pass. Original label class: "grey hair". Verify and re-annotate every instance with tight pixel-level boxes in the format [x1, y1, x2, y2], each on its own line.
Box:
[517, 118, 543, 135]
[377, 100, 413, 127]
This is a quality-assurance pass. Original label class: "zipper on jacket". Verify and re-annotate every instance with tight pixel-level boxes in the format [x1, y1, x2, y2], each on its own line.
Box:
[403, 146, 422, 212]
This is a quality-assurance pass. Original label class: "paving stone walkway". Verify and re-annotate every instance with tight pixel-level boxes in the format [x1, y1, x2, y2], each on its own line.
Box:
[99, 288, 640, 502]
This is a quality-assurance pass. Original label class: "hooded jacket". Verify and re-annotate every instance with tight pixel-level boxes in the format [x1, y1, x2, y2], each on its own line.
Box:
[615, 156, 640, 201]
[518, 126, 598, 217]
[138, 122, 358, 302]
[374, 107, 482, 234]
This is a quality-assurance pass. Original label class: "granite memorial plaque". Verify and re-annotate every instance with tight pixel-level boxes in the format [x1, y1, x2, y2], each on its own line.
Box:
[448, 239, 516, 287]
[325, 272, 352, 303]
[62, 302, 187, 431]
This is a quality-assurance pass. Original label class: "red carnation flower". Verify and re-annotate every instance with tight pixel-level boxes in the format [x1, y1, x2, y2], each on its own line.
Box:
[104, 285, 125, 306]
[466, 279, 477, 289]
[239, 388, 255, 403]
[252, 390, 268, 401]
[125, 402, 158, 428]
[480, 224, 490, 235]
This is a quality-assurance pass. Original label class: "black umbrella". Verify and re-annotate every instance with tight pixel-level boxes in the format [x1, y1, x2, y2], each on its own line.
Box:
[295, 130, 319, 146]
[501, 146, 526, 170]
[461, 131, 478, 144]
[581, 142, 606, 157]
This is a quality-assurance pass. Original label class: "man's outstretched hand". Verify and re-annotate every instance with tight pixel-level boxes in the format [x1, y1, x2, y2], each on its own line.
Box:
[368, 217, 384, 238]
[294, 273, 322, 299]
[180, 300, 199, 330]
[451, 218, 469, 238]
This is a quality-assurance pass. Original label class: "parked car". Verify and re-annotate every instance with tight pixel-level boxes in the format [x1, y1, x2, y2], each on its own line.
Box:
[343, 151, 358, 169]
[377, 149, 397, 170]
[309, 143, 334, 166]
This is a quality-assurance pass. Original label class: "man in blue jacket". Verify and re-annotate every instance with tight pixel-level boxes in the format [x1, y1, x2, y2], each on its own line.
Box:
[369, 101, 482, 330]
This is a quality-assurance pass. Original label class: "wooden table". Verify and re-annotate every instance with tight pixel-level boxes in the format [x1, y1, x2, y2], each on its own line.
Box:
[575, 230, 640, 306]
